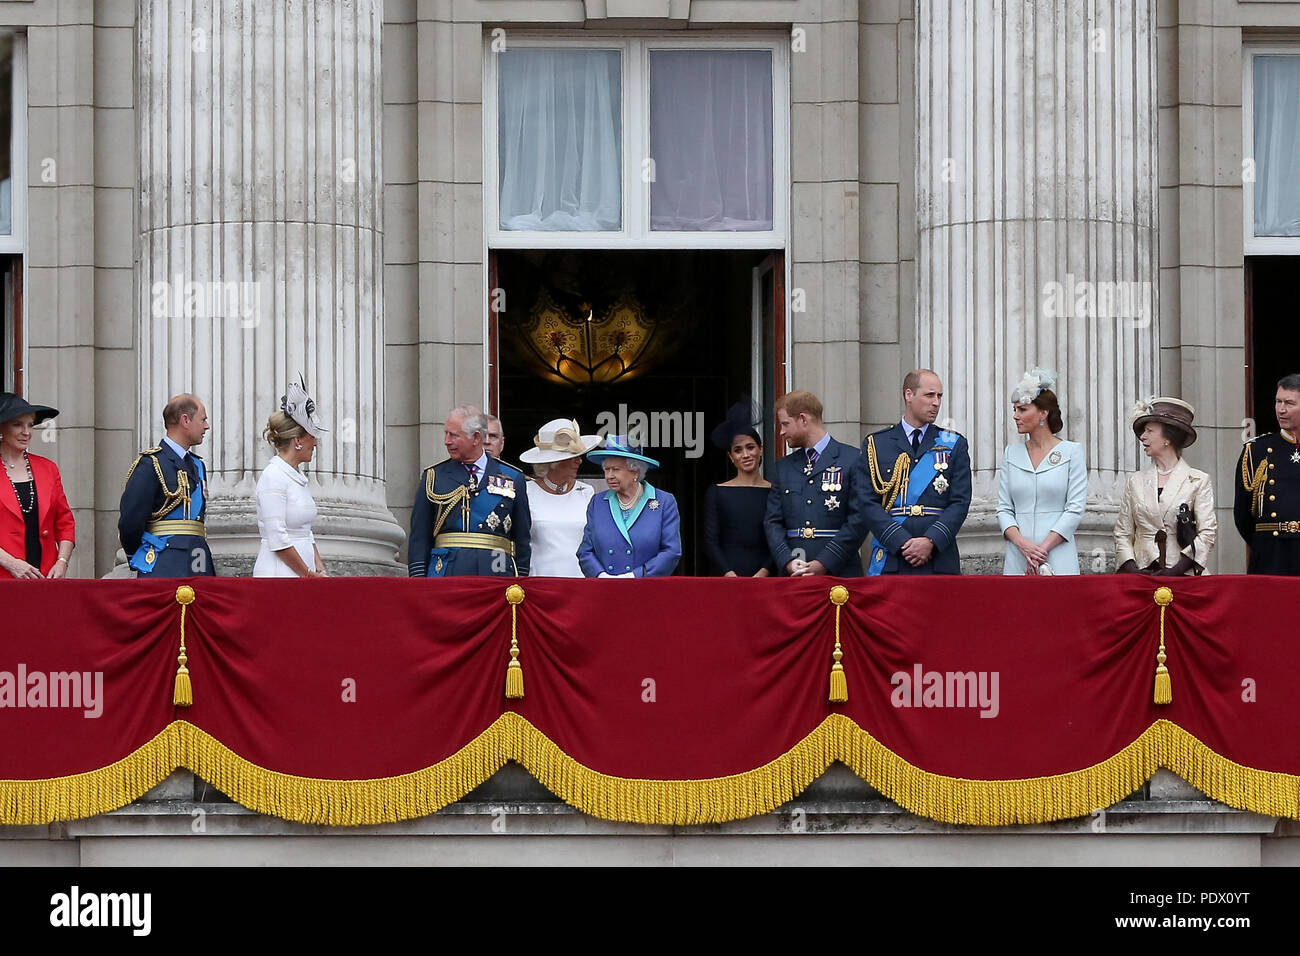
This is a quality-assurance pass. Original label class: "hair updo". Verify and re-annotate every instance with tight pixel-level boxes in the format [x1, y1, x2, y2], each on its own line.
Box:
[1032, 388, 1064, 435]
[263, 411, 306, 448]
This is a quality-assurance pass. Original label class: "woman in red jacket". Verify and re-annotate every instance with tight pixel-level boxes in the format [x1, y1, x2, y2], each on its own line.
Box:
[0, 393, 75, 579]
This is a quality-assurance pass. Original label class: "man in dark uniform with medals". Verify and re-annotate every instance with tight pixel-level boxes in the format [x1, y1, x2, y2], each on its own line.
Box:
[861, 369, 971, 575]
[409, 404, 531, 577]
[764, 390, 870, 576]
[119, 394, 216, 577]
[1235, 373, 1300, 575]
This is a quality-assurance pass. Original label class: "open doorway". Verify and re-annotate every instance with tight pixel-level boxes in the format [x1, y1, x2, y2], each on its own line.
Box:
[1246, 257, 1299, 426]
[490, 248, 784, 575]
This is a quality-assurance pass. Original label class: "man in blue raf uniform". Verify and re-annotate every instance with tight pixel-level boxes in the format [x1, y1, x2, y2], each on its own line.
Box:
[861, 370, 971, 575]
[764, 390, 870, 576]
[409, 404, 531, 577]
[1235, 373, 1300, 575]
[119, 394, 216, 577]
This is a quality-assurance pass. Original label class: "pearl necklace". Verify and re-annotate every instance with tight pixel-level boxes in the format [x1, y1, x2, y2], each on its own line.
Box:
[3, 450, 35, 514]
[540, 476, 572, 494]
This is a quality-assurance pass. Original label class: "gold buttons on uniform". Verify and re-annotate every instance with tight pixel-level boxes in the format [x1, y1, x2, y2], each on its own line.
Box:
[1270, 495, 1277, 501]
[1272, 512, 1278, 518]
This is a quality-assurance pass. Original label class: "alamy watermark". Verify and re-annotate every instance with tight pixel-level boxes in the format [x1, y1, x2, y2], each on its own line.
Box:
[150, 276, 264, 327]
[0, 665, 103, 718]
[1041, 273, 1153, 327]
[594, 404, 705, 460]
[890, 663, 1000, 718]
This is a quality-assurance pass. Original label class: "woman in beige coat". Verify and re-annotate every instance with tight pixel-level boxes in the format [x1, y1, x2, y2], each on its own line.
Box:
[1114, 398, 1216, 576]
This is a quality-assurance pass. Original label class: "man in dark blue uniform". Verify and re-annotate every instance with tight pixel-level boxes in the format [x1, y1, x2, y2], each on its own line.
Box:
[764, 390, 870, 576]
[409, 404, 531, 577]
[1235, 373, 1300, 575]
[119, 394, 216, 577]
[861, 370, 971, 575]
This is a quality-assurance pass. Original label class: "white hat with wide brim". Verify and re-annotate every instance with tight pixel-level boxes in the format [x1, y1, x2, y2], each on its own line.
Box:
[519, 418, 602, 464]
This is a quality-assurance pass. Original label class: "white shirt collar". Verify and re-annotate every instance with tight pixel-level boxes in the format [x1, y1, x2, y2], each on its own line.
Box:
[271, 454, 308, 485]
[162, 436, 188, 460]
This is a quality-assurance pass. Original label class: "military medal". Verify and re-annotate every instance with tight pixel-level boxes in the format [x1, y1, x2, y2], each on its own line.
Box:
[145, 546, 156, 566]
[803, 461, 815, 477]
[485, 512, 501, 531]
[1292, 450, 1300, 464]
[933, 453, 950, 494]
[821, 466, 843, 492]
[824, 495, 840, 511]
[503, 515, 512, 534]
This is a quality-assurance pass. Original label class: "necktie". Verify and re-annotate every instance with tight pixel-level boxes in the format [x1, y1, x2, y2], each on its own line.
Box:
[466, 463, 479, 489]
[911, 428, 922, 458]
[806, 447, 819, 468]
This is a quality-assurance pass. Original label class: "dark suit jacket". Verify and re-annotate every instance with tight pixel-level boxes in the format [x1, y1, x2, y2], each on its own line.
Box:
[861, 423, 971, 574]
[409, 456, 532, 577]
[763, 436, 870, 576]
[0, 453, 75, 577]
[118, 442, 215, 577]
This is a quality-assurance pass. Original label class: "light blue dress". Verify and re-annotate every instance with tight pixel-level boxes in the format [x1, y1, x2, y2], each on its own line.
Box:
[996, 440, 1088, 574]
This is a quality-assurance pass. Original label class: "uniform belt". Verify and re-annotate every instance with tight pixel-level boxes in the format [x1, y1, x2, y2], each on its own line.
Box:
[786, 528, 837, 539]
[889, 505, 943, 517]
[1256, 521, 1300, 535]
[435, 532, 515, 556]
[147, 519, 206, 538]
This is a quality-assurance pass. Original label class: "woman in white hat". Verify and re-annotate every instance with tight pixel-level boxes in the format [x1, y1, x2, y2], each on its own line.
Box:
[253, 378, 330, 578]
[1114, 397, 1216, 575]
[520, 418, 601, 577]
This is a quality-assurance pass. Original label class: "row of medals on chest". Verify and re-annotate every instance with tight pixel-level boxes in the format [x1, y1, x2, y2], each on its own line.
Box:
[803, 449, 954, 500]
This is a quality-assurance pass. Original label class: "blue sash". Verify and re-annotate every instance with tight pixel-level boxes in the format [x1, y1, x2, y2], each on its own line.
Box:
[130, 456, 206, 574]
[867, 437, 953, 576]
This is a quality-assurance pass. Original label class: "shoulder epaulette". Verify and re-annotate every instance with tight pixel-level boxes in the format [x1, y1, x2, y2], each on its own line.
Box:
[124, 447, 162, 483]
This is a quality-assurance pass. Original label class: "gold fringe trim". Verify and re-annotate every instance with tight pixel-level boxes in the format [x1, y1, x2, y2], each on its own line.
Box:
[3, 717, 1299, 827]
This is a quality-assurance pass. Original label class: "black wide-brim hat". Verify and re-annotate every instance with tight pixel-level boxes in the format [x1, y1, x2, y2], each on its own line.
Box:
[1131, 396, 1196, 448]
[0, 392, 59, 427]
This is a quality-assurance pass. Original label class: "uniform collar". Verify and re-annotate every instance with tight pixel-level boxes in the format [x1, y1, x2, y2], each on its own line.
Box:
[162, 436, 189, 461]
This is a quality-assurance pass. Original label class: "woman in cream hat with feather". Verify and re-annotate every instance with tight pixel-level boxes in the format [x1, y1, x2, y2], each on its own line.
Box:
[520, 418, 601, 577]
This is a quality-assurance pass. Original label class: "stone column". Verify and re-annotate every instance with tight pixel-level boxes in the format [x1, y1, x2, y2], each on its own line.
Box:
[916, 0, 1159, 569]
[137, 0, 404, 574]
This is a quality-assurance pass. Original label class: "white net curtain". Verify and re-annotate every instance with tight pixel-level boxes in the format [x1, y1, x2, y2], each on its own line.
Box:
[649, 49, 773, 232]
[498, 49, 623, 232]
[497, 47, 774, 234]
[1254, 55, 1300, 237]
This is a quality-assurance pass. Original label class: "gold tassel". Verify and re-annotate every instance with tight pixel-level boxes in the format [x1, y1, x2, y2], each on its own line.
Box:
[1153, 586, 1173, 705]
[505, 584, 525, 699]
[174, 585, 196, 707]
[828, 585, 849, 703]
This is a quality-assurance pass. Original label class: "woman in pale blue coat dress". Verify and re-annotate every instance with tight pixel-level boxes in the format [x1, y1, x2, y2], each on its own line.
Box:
[996, 369, 1088, 575]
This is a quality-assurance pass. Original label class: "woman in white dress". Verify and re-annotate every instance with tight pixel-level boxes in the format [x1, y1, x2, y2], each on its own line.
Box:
[996, 368, 1089, 575]
[1114, 397, 1216, 575]
[520, 418, 600, 577]
[253, 379, 329, 578]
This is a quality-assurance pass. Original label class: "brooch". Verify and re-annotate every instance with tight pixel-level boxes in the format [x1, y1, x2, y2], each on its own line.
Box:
[648, 499, 660, 510]
[1048, 450, 1062, 466]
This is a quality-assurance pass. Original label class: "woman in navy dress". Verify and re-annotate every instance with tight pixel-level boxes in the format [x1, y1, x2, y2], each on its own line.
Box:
[703, 406, 773, 576]
[577, 436, 681, 578]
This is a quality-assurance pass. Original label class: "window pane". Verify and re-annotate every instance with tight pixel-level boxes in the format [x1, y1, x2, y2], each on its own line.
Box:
[0, 31, 12, 237]
[1254, 55, 1300, 237]
[649, 50, 773, 232]
[498, 49, 622, 231]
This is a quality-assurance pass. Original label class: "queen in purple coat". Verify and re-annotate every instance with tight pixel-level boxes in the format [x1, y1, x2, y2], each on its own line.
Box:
[577, 436, 681, 578]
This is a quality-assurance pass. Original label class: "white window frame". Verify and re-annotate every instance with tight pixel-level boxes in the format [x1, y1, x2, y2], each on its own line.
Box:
[1243, 42, 1300, 255]
[484, 32, 790, 251]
